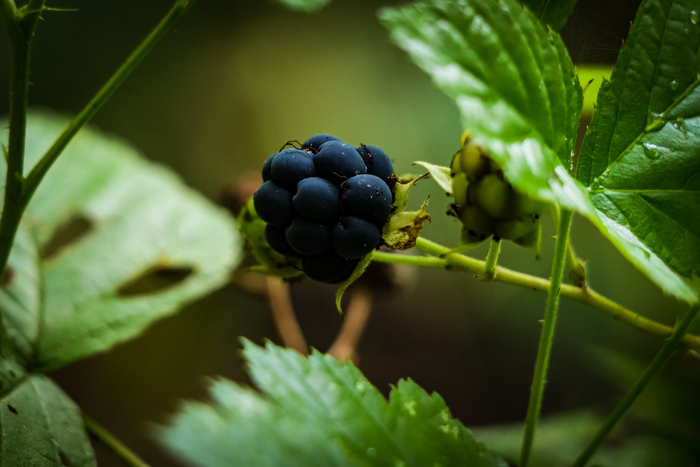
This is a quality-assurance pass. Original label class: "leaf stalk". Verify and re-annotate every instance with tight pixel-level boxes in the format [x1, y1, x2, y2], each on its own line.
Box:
[83, 413, 150, 467]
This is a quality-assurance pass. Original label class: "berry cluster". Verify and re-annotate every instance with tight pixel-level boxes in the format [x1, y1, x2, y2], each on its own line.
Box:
[253, 134, 394, 283]
[450, 135, 545, 250]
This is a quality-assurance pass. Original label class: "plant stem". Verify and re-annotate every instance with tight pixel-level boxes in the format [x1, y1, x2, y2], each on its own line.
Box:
[23, 0, 198, 203]
[82, 413, 150, 467]
[519, 209, 573, 467]
[371, 243, 700, 352]
[0, 0, 45, 354]
[0, 1, 198, 351]
[328, 286, 373, 361]
[572, 304, 699, 466]
[482, 237, 501, 280]
[266, 276, 308, 355]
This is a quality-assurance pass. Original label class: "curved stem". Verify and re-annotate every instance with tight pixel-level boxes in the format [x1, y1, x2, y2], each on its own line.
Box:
[573, 304, 699, 467]
[519, 209, 573, 467]
[266, 277, 307, 355]
[82, 413, 150, 467]
[371, 243, 700, 353]
[328, 286, 373, 361]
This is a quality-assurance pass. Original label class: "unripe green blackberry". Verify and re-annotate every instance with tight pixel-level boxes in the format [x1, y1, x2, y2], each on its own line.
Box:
[448, 132, 546, 255]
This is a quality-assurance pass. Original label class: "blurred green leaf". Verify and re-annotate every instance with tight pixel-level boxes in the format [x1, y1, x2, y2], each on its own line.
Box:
[473, 410, 691, 467]
[576, 0, 700, 300]
[519, 0, 578, 30]
[271, 0, 330, 13]
[160, 339, 507, 467]
[381, 0, 587, 214]
[0, 372, 96, 466]
[0, 112, 242, 371]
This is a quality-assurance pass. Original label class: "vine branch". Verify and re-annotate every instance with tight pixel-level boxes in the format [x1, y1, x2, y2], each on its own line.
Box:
[520, 209, 573, 466]
[0, 0, 45, 354]
[0, 0, 198, 350]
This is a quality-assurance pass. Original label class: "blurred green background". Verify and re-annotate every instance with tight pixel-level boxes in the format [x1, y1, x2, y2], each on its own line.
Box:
[1, 0, 698, 465]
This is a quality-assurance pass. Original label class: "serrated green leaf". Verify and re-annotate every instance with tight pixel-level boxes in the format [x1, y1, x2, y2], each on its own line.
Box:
[519, 0, 578, 30]
[0, 112, 242, 370]
[381, 0, 587, 214]
[0, 373, 96, 466]
[576, 0, 700, 301]
[271, 0, 329, 13]
[160, 340, 507, 467]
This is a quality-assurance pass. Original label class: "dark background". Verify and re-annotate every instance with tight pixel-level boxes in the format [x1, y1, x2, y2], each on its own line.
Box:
[2, 0, 698, 465]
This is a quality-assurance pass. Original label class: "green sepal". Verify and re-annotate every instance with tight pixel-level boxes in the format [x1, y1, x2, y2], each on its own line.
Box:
[237, 197, 303, 279]
[334, 253, 374, 316]
[413, 161, 453, 195]
[382, 174, 432, 251]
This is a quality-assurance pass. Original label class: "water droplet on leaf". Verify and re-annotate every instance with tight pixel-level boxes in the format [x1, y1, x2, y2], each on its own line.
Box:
[691, 10, 698, 24]
[670, 80, 679, 91]
[366, 447, 377, 457]
[673, 117, 688, 135]
[642, 142, 661, 160]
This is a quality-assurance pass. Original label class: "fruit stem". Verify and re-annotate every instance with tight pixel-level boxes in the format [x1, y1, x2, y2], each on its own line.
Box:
[266, 276, 308, 355]
[519, 209, 573, 467]
[482, 237, 501, 280]
[328, 286, 373, 361]
[573, 304, 699, 467]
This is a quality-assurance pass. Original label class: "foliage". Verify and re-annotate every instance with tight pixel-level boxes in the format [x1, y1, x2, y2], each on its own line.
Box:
[160, 340, 507, 467]
[381, 0, 699, 302]
[0, 0, 698, 466]
[0, 113, 240, 463]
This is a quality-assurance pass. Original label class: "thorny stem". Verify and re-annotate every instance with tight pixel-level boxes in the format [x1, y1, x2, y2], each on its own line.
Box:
[572, 304, 700, 467]
[0, 0, 46, 354]
[82, 413, 150, 467]
[520, 209, 573, 467]
[371, 241, 700, 353]
[328, 286, 373, 361]
[266, 276, 307, 355]
[0, 0, 197, 354]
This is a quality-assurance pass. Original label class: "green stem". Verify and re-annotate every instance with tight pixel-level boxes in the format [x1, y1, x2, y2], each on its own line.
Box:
[82, 413, 150, 467]
[0, 0, 198, 287]
[519, 209, 573, 467]
[572, 304, 699, 467]
[23, 0, 198, 202]
[0, 0, 45, 354]
[372, 243, 700, 353]
[482, 237, 501, 280]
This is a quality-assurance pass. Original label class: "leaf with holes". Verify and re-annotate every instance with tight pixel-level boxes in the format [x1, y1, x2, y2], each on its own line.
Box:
[0, 369, 97, 467]
[159, 340, 507, 467]
[0, 112, 241, 371]
[576, 0, 700, 302]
